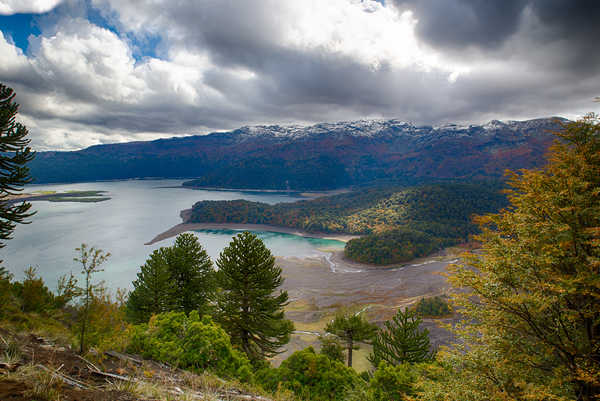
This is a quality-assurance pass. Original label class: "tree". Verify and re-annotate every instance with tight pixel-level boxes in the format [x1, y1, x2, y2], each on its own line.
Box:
[444, 115, 600, 400]
[325, 310, 377, 367]
[13, 266, 55, 313]
[369, 307, 432, 367]
[319, 335, 345, 363]
[126, 233, 215, 323]
[126, 248, 174, 323]
[74, 243, 110, 354]
[167, 233, 215, 314]
[0, 83, 35, 250]
[215, 231, 294, 361]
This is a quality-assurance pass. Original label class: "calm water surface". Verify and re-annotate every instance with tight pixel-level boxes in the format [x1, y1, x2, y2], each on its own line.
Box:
[2, 180, 343, 291]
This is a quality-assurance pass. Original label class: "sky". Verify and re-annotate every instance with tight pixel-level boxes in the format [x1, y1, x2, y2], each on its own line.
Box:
[0, 0, 598, 151]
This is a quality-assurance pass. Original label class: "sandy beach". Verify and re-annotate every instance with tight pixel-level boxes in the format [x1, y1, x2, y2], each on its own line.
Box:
[145, 222, 360, 245]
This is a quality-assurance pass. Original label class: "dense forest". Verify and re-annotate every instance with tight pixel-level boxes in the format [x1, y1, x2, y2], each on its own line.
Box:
[29, 118, 559, 189]
[188, 182, 508, 264]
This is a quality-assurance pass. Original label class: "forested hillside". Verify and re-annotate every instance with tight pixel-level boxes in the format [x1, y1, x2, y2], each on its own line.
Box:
[187, 182, 508, 264]
[29, 118, 560, 189]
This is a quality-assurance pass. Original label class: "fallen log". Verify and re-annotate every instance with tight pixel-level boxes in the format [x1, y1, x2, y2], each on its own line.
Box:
[91, 369, 136, 382]
[105, 350, 143, 366]
[37, 364, 89, 390]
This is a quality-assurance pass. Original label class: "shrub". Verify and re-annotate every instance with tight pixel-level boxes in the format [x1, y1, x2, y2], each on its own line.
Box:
[256, 347, 361, 401]
[128, 311, 252, 381]
[368, 362, 417, 400]
[319, 336, 344, 363]
[413, 296, 451, 318]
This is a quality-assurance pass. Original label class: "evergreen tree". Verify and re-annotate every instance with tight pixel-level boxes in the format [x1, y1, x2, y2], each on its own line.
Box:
[127, 233, 215, 322]
[439, 115, 600, 400]
[319, 335, 345, 363]
[215, 231, 294, 361]
[167, 233, 215, 314]
[369, 308, 432, 367]
[325, 310, 377, 367]
[0, 83, 35, 250]
[126, 248, 174, 323]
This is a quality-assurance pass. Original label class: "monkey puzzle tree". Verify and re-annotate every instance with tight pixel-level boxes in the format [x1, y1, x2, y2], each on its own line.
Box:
[369, 307, 432, 367]
[0, 83, 35, 250]
[127, 233, 215, 322]
[325, 310, 377, 367]
[215, 231, 293, 361]
[126, 247, 175, 323]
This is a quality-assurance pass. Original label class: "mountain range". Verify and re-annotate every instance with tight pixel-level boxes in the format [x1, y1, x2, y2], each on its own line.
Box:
[29, 117, 566, 190]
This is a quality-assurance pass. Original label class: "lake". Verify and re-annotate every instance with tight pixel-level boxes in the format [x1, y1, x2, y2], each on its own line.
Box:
[1, 179, 344, 291]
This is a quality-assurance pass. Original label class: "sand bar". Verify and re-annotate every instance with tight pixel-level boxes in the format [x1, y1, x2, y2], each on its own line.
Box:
[146, 222, 360, 245]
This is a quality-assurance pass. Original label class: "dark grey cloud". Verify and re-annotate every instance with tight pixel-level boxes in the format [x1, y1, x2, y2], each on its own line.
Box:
[393, 0, 527, 49]
[392, 1, 599, 49]
[0, 0, 598, 150]
[391, 0, 600, 74]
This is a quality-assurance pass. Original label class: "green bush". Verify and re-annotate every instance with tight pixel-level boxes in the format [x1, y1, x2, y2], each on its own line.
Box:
[256, 347, 361, 401]
[414, 296, 451, 318]
[319, 336, 345, 363]
[128, 311, 252, 381]
[369, 362, 417, 400]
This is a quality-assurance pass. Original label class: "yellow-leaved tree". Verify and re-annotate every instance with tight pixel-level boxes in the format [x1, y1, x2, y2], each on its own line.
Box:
[421, 115, 599, 401]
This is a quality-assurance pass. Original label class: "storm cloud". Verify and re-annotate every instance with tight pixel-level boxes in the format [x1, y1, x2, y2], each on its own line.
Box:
[0, 0, 598, 150]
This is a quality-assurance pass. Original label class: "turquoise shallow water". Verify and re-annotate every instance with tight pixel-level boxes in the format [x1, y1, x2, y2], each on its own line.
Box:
[1, 179, 344, 291]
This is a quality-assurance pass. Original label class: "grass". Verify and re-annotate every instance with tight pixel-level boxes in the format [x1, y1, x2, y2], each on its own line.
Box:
[26, 367, 63, 401]
[105, 377, 141, 396]
[4, 363, 64, 401]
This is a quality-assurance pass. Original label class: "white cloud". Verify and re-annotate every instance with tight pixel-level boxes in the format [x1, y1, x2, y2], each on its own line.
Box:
[0, 0, 598, 150]
[0, 0, 63, 15]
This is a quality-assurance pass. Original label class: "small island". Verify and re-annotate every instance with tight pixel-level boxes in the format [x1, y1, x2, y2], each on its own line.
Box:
[5, 190, 111, 203]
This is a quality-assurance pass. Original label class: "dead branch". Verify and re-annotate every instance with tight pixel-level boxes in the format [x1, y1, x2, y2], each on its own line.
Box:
[37, 364, 90, 390]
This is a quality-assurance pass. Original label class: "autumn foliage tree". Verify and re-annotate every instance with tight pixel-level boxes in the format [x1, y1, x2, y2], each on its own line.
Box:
[443, 115, 600, 401]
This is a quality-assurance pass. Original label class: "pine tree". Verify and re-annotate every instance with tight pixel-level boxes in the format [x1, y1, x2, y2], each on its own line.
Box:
[319, 335, 345, 363]
[127, 233, 215, 322]
[325, 310, 376, 367]
[126, 247, 174, 323]
[442, 115, 600, 400]
[215, 231, 294, 361]
[369, 307, 432, 367]
[167, 233, 215, 314]
[0, 83, 35, 250]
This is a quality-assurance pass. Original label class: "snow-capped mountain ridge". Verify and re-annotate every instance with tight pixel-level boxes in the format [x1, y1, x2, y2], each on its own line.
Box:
[231, 117, 567, 141]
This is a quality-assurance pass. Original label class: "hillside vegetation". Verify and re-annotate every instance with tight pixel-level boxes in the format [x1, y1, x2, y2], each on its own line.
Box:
[187, 182, 507, 264]
[29, 118, 559, 189]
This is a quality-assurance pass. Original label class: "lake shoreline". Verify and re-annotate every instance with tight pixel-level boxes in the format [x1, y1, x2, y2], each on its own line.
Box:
[145, 222, 360, 245]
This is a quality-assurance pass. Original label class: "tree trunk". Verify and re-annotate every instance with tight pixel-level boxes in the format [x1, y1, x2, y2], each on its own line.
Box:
[347, 337, 353, 367]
